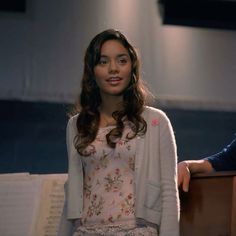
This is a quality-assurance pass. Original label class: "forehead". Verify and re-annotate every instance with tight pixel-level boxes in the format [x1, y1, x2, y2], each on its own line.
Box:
[100, 40, 129, 56]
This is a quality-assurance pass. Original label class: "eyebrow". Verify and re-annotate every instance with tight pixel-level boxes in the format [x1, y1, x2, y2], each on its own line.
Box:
[100, 53, 129, 58]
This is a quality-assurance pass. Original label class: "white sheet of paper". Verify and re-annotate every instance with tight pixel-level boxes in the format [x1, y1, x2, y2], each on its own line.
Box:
[0, 178, 42, 236]
[33, 174, 67, 236]
[0, 173, 67, 236]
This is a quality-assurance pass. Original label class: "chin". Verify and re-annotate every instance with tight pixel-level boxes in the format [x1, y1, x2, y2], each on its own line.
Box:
[104, 89, 125, 96]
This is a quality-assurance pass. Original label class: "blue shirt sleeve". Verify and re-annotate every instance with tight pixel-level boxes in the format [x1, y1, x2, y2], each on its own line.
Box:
[204, 136, 236, 171]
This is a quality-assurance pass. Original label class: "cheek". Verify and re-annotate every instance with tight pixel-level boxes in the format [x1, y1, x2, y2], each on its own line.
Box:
[124, 64, 132, 78]
[94, 71, 106, 90]
[94, 68, 103, 80]
[94, 69, 106, 87]
[125, 69, 132, 82]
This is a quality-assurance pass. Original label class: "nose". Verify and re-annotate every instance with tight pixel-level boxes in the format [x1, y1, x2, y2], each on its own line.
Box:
[109, 60, 119, 73]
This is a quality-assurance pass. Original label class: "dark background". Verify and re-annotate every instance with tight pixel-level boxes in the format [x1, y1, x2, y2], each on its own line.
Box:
[1, 100, 235, 174]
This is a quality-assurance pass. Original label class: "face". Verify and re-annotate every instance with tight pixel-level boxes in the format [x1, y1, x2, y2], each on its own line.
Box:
[94, 40, 132, 100]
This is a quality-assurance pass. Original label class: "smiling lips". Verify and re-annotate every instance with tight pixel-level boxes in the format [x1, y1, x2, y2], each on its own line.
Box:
[107, 77, 122, 85]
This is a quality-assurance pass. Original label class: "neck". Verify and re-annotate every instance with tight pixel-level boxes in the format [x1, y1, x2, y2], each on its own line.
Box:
[99, 96, 123, 127]
[99, 96, 123, 116]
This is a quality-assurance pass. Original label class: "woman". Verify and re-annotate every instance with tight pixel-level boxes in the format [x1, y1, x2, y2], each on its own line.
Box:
[58, 29, 179, 236]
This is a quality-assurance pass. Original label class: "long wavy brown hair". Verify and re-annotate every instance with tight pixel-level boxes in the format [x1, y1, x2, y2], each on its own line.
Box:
[73, 29, 151, 156]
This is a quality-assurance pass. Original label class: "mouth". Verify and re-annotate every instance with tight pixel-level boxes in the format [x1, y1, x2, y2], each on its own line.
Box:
[107, 77, 122, 82]
[106, 77, 122, 85]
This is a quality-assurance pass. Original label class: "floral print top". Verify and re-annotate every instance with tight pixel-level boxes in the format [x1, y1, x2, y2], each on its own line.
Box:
[80, 121, 136, 228]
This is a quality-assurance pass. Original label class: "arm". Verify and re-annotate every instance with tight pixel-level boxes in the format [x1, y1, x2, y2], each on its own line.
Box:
[159, 113, 180, 236]
[57, 182, 74, 236]
[58, 116, 82, 236]
[178, 159, 213, 192]
[66, 115, 84, 220]
[178, 136, 236, 192]
[204, 137, 236, 171]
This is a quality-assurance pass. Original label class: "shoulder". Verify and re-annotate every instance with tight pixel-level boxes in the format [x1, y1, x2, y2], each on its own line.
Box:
[230, 136, 236, 146]
[225, 136, 236, 153]
[143, 106, 170, 122]
[67, 113, 79, 127]
[66, 113, 79, 137]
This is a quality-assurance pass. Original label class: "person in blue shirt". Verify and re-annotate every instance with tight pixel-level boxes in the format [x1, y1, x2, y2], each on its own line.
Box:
[178, 136, 236, 192]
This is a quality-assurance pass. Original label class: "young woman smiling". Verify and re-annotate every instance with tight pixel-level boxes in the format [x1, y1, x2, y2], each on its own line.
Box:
[58, 29, 180, 236]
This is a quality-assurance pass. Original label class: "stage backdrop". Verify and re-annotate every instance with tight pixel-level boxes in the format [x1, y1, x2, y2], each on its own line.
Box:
[0, 0, 236, 111]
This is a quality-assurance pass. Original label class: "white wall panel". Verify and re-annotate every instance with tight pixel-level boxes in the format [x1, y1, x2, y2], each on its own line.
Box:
[0, 0, 236, 110]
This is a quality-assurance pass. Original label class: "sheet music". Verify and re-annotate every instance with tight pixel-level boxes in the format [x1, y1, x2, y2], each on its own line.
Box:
[0, 173, 67, 236]
[32, 174, 67, 236]
[0, 178, 42, 236]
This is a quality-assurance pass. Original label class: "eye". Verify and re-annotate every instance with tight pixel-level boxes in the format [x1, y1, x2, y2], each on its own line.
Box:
[98, 56, 109, 65]
[98, 59, 108, 65]
[118, 57, 128, 64]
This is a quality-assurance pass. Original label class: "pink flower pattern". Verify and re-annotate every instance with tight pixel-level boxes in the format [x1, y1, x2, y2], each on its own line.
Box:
[120, 193, 135, 215]
[81, 124, 136, 226]
[151, 118, 159, 127]
[104, 169, 123, 192]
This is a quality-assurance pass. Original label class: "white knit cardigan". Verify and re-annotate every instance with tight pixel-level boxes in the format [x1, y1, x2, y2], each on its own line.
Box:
[58, 106, 180, 236]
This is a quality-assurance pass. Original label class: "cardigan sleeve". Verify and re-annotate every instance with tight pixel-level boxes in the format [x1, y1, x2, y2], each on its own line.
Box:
[159, 112, 180, 236]
[57, 116, 83, 236]
[66, 115, 84, 219]
[57, 182, 74, 236]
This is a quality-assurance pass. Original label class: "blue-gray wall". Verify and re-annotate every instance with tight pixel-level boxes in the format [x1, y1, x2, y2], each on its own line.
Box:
[1, 100, 235, 174]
